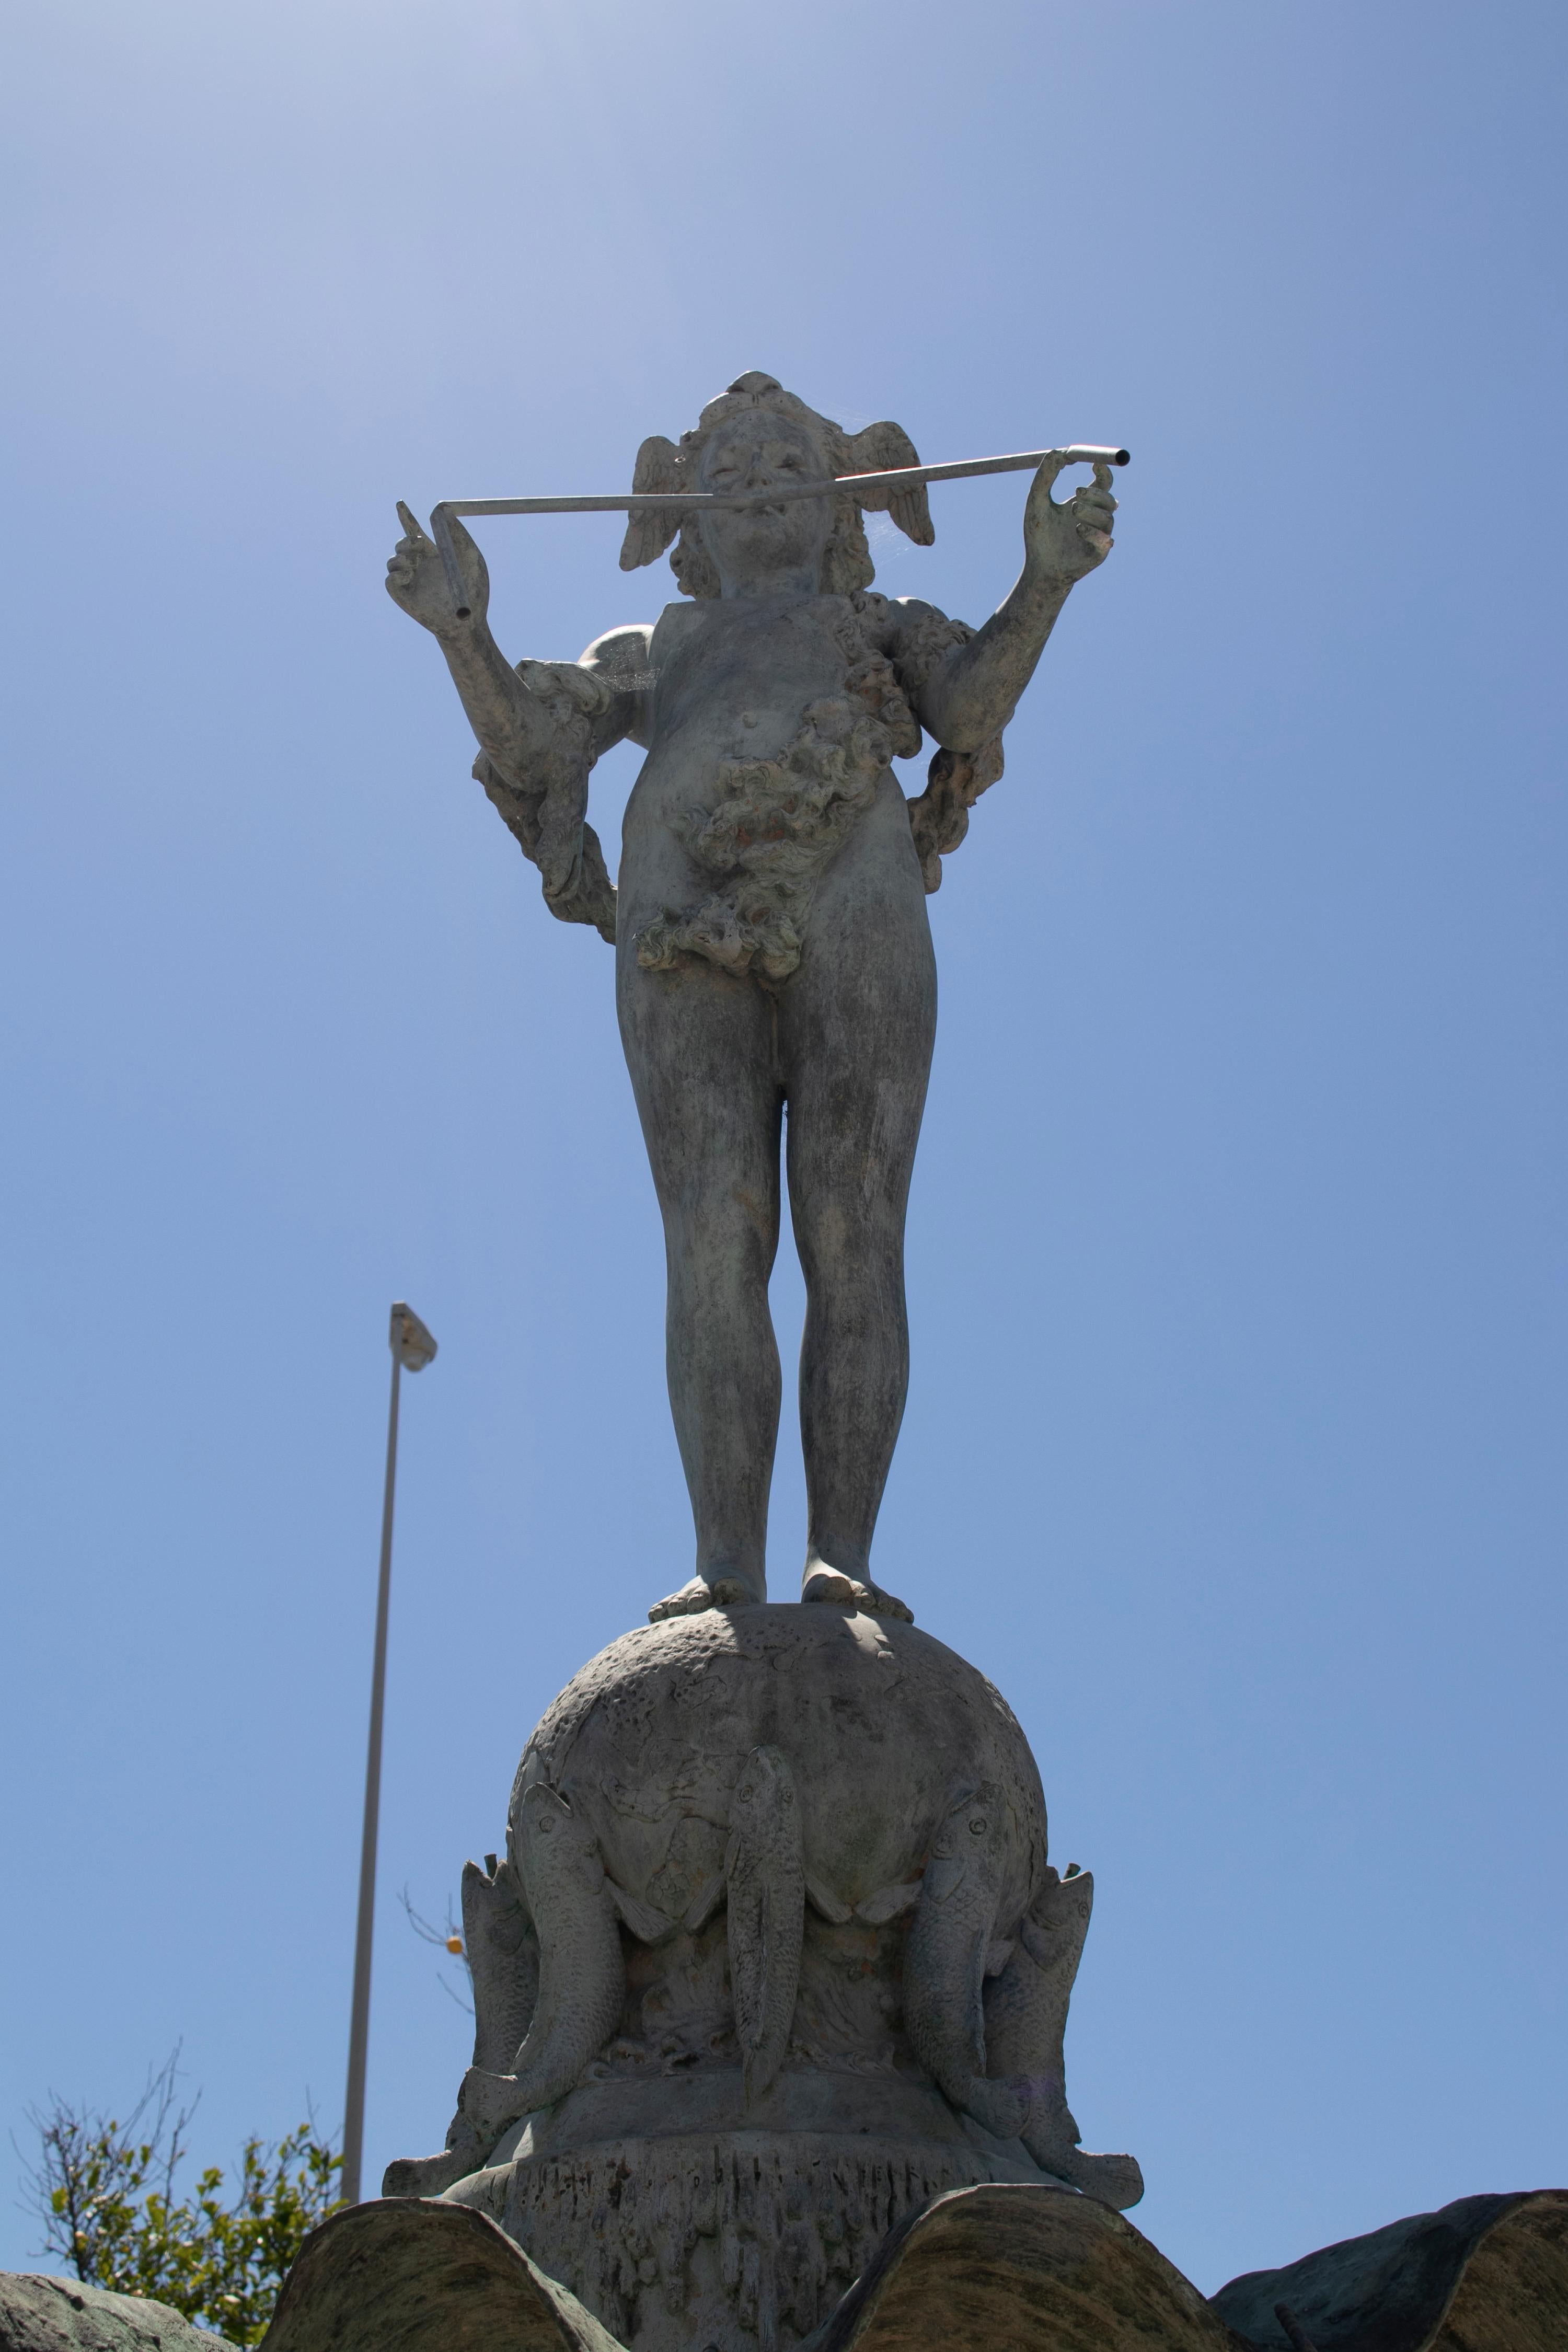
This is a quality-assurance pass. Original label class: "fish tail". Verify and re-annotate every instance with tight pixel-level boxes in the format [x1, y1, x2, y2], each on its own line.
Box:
[742, 2032, 785, 2108]
[964, 2073, 1027, 2140]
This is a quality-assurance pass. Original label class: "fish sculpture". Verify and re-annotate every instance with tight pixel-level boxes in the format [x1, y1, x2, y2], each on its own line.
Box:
[383, 1784, 670, 2195]
[724, 1746, 805, 2105]
[984, 1865, 1144, 2207]
[460, 1782, 671, 2139]
[903, 1781, 1027, 2141]
[681, 1745, 856, 2104]
[381, 1855, 540, 2197]
[464, 1851, 539, 2075]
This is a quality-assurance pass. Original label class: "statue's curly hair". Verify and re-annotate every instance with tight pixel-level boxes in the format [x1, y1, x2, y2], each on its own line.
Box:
[618, 372, 935, 599]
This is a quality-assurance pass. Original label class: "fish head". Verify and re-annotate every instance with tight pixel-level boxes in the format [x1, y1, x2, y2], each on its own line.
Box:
[930, 1780, 1011, 1876]
[730, 1744, 798, 1838]
[514, 1782, 603, 1895]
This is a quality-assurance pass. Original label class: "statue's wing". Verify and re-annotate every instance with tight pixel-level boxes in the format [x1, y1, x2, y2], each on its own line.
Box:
[841, 420, 936, 547]
[619, 434, 687, 572]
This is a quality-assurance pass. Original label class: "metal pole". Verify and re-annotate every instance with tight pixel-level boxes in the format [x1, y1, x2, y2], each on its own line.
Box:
[428, 444, 1131, 613]
[342, 1342, 401, 2205]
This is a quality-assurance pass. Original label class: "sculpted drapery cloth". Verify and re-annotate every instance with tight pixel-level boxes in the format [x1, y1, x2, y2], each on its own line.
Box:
[633, 593, 997, 986]
[472, 659, 619, 943]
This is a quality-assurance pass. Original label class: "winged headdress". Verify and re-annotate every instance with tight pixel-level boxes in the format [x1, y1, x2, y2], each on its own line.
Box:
[618, 371, 935, 599]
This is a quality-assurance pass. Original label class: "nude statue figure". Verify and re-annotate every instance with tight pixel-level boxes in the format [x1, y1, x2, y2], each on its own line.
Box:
[385, 373, 1117, 1624]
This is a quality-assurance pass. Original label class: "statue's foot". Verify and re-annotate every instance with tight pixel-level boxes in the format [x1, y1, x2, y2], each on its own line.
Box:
[801, 1567, 914, 1624]
[648, 1573, 762, 1625]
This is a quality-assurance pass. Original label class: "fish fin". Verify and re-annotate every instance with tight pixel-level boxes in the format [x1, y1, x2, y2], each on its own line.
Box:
[855, 1878, 923, 1924]
[683, 1869, 729, 1933]
[1020, 1868, 1095, 1973]
[924, 1855, 965, 1903]
[985, 1936, 1014, 1978]
[607, 1878, 674, 1945]
[804, 1873, 852, 1925]
[1018, 1918, 1053, 1969]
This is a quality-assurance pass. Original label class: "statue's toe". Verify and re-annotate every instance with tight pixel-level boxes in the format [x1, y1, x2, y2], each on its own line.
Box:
[855, 1577, 915, 1624]
[802, 1568, 914, 1623]
[649, 1574, 757, 1623]
[801, 1567, 859, 1606]
[649, 1577, 717, 1622]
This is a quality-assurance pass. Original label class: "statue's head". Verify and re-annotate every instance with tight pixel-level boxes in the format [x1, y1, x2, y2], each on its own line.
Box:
[619, 372, 935, 600]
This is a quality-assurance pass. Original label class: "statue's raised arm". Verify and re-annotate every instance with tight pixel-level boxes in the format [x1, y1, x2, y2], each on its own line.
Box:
[385, 501, 645, 941]
[912, 451, 1116, 753]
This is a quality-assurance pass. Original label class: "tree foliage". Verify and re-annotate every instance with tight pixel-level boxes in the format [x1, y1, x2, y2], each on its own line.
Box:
[22, 2054, 342, 2346]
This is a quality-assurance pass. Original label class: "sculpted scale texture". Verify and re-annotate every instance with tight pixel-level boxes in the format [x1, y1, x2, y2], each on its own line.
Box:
[720, 1746, 806, 2107]
[902, 1782, 1028, 2143]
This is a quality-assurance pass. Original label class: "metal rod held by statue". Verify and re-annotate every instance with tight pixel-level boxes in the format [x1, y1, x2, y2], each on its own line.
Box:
[428, 444, 1132, 617]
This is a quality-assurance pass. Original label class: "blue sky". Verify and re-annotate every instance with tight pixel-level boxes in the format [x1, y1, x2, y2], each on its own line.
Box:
[1, 0, 1563, 2300]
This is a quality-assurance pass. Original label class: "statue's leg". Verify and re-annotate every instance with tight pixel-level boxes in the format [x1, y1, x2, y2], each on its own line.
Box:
[779, 801, 937, 1617]
[617, 953, 783, 1616]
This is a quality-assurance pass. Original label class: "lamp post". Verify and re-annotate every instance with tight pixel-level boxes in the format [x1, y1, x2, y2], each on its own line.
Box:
[341, 1300, 437, 2205]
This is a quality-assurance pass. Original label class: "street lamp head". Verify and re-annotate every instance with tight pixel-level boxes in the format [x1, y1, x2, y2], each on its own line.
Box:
[389, 1301, 437, 1371]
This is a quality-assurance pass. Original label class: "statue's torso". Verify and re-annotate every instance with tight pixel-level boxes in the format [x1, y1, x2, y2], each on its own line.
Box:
[615, 593, 949, 985]
[625, 593, 875, 824]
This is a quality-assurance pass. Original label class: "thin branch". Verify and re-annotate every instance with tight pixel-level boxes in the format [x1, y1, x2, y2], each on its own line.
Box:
[398, 1886, 475, 2013]
[436, 1973, 475, 2019]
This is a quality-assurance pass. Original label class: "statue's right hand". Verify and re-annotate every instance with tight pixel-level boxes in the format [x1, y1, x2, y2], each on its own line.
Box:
[385, 501, 489, 635]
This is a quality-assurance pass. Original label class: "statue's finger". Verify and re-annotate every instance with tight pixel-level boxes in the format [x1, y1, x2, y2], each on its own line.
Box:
[1092, 460, 1116, 492]
[396, 499, 430, 543]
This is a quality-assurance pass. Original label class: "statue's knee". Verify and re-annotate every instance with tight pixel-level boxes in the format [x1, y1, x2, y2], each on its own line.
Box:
[796, 1202, 904, 1292]
[666, 1196, 777, 1289]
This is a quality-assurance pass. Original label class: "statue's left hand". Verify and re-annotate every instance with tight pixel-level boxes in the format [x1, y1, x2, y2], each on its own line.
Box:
[1023, 456, 1117, 586]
